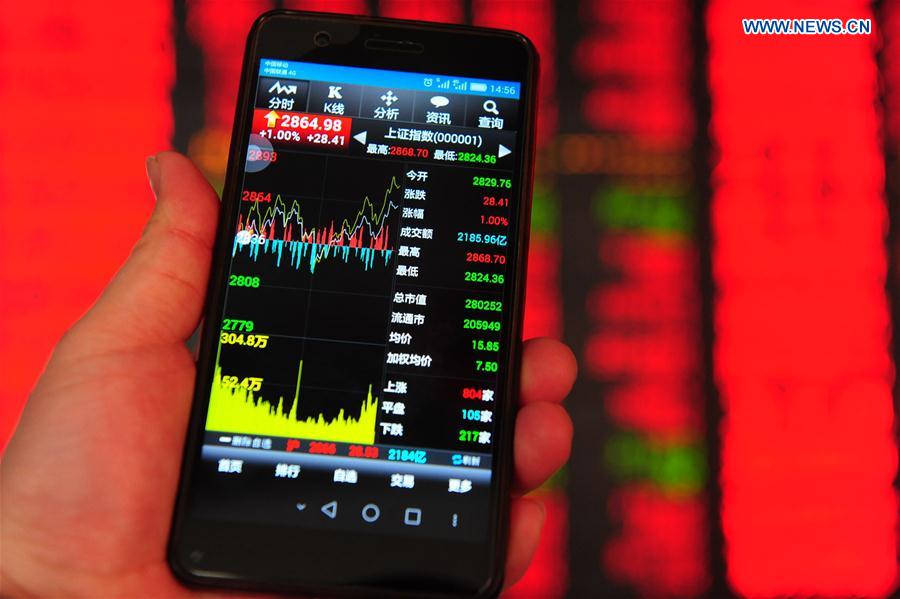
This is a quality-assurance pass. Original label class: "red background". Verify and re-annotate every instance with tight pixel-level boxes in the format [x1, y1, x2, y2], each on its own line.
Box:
[1, 1, 897, 597]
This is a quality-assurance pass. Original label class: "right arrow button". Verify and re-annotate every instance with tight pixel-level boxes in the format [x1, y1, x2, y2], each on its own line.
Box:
[498, 144, 511, 158]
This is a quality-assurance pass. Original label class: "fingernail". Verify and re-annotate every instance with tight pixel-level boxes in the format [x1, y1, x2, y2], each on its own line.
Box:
[145, 155, 161, 198]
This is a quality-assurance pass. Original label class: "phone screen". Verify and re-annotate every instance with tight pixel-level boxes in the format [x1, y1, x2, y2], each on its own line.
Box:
[178, 46, 530, 589]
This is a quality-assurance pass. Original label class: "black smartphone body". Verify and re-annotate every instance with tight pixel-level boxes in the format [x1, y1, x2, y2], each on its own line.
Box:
[168, 10, 537, 598]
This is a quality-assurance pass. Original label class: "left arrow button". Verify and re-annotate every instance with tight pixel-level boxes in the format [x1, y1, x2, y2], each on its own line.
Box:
[321, 500, 338, 519]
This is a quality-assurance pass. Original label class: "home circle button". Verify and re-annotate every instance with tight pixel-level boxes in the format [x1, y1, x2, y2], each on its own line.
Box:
[361, 503, 381, 523]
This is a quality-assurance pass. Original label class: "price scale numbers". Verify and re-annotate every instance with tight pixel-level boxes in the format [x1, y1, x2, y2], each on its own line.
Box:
[456, 175, 512, 450]
[380, 164, 514, 454]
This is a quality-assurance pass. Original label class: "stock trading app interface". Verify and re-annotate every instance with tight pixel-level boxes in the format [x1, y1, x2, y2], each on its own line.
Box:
[193, 59, 523, 541]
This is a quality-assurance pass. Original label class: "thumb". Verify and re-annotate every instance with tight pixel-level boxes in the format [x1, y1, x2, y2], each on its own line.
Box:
[78, 151, 220, 349]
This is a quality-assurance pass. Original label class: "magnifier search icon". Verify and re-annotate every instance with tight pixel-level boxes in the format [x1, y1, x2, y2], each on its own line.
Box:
[482, 100, 500, 115]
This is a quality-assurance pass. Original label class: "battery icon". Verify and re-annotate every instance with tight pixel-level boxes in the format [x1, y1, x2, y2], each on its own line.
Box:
[470, 82, 488, 92]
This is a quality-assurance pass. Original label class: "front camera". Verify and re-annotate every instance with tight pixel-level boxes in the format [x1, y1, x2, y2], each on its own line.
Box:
[314, 31, 331, 47]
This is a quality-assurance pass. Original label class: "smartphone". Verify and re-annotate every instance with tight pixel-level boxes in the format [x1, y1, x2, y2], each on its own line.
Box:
[168, 10, 537, 598]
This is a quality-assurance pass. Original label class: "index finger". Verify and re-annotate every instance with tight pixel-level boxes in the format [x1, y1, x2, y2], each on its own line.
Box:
[518, 337, 577, 405]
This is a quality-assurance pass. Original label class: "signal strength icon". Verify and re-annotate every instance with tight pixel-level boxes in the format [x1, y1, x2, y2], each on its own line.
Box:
[436, 80, 451, 90]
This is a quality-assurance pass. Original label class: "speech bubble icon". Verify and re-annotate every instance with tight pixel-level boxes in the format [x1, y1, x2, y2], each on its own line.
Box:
[430, 95, 450, 108]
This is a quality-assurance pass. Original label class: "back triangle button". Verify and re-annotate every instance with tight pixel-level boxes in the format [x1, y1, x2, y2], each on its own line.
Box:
[321, 500, 338, 519]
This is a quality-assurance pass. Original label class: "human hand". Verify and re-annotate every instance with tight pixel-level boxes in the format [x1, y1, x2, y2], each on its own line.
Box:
[0, 152, 576, 597]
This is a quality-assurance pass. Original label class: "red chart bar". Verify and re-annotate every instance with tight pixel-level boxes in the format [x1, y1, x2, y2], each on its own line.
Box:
[571, 0, 709, 596]
[707, 1, 898, 596]
[378, 0, 463, 22]
[284, 0, 368, 14]
[0, 2, 174, 449]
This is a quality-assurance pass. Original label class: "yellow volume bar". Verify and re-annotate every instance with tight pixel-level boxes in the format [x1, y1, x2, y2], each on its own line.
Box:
[205, 359, 377, 444]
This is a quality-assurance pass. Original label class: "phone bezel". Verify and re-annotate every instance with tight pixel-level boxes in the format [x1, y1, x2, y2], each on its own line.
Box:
[168, 10, 539, 598]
